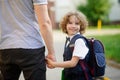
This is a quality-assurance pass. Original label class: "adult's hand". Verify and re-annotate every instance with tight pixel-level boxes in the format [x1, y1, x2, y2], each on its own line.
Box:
[46, 53, 56, 69]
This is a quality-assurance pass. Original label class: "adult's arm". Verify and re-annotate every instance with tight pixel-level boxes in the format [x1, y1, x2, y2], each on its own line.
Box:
[34, 4, 56, 66]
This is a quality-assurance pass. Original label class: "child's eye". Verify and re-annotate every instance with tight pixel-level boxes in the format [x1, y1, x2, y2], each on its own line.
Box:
[68, 22, 72, 24]
[75, 23, 79, 25]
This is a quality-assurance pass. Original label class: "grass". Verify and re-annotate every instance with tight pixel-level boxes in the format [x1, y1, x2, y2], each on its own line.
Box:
[89, 34, 120, 63]
[88, 24, 120, 29]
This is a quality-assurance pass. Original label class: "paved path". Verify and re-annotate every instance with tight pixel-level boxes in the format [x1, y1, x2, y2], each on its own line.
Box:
[19, 29, 120, 80]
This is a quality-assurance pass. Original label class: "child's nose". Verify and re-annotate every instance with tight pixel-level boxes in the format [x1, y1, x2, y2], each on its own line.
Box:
[71, 24, 76, 27]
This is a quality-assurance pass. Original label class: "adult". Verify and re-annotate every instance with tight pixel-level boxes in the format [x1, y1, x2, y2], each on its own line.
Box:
[0, 0, 56, 80]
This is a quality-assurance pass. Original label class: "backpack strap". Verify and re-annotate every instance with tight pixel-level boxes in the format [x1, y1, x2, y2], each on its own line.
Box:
[79, 60, 89, 80]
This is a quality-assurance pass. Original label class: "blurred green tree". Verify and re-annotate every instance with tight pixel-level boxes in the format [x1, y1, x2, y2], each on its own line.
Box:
[77, 0, 112, 26]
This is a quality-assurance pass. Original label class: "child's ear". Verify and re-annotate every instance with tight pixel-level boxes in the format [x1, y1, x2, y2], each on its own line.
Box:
[64, 29, 67, 33]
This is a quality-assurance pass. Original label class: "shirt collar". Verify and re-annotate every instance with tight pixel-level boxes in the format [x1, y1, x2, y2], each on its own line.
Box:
[67, 33, 80, 41]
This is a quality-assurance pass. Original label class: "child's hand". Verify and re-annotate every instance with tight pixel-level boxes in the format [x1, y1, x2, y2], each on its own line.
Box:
[46, 58, 55, 68]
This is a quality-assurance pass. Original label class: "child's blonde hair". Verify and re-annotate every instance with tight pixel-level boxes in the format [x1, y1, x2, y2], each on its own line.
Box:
[59, 11, 88, 34]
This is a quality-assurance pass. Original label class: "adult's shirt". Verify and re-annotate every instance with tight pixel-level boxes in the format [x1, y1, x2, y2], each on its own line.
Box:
[0, 0, 47, 49]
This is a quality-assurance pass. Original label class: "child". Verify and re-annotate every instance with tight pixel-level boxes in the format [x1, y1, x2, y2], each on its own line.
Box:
[46, 11, 93, 80]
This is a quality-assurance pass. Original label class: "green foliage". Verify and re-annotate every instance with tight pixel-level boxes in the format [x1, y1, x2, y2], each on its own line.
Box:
[92, 34, 120, 63]
[77, 0, 112, 26]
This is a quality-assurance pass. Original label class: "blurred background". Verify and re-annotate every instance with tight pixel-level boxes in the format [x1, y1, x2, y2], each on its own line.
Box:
[47, 0, 120, 28]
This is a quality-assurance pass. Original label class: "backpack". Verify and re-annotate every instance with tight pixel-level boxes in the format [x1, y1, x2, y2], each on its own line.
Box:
[70, 34, 106, 78]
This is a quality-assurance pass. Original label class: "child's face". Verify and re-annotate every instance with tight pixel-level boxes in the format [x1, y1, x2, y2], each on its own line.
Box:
[66, 15, 80, 36]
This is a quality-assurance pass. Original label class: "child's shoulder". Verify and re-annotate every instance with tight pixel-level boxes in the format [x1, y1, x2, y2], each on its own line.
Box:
[70, 34, 85, 44]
